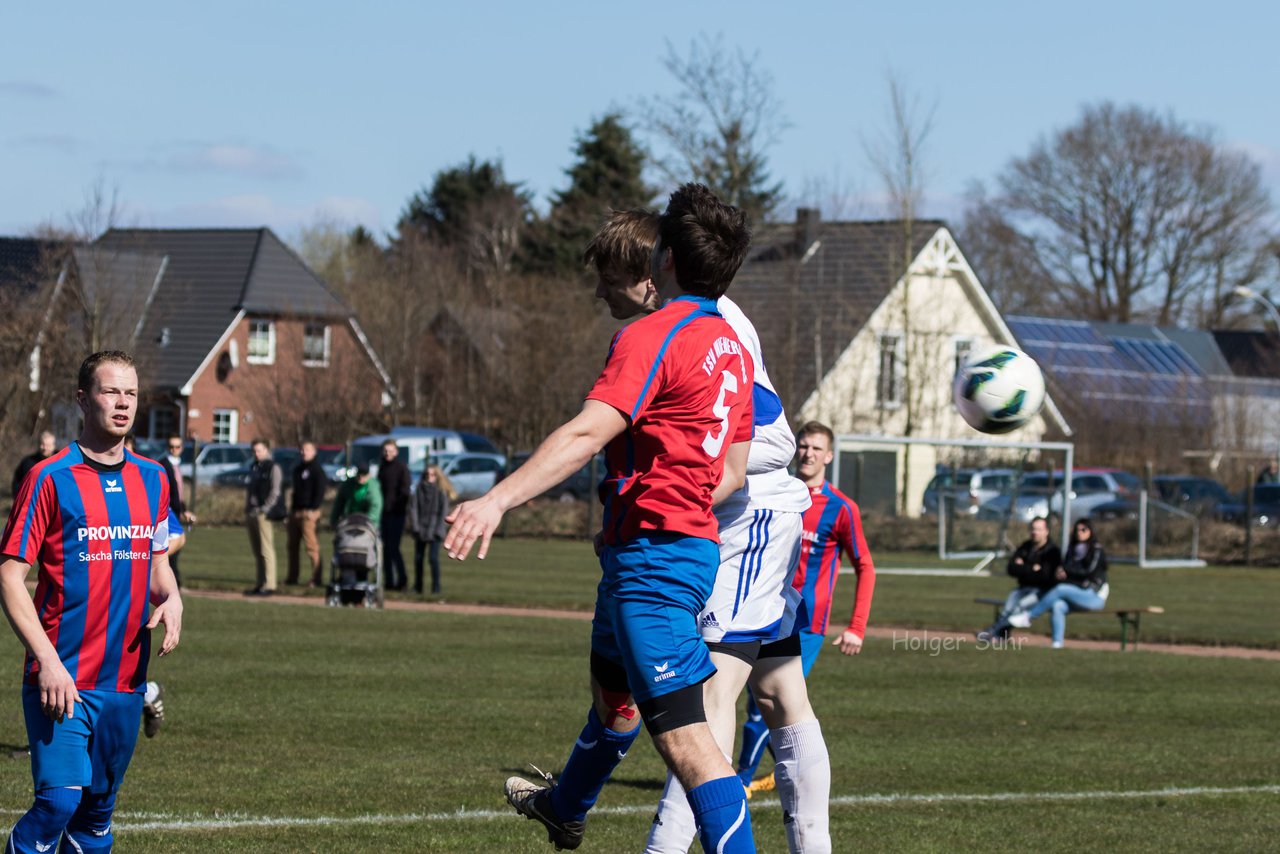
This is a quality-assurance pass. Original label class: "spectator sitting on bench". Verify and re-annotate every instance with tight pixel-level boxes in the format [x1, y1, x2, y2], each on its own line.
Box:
[984, 519, 1109, 648]
[979, 516, 1061, 640]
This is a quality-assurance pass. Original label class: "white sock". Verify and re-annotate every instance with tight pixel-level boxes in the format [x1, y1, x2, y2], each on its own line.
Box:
[773, 719, 831, 854]
[144, 681, 160, 704]
[643, 770, 698, 854]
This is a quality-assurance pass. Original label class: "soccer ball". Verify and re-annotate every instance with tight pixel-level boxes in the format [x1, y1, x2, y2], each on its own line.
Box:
[952, 345, 1046, 434]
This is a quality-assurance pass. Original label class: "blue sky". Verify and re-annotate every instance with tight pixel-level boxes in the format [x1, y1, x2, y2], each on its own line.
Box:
[4, 1, 1278, 241]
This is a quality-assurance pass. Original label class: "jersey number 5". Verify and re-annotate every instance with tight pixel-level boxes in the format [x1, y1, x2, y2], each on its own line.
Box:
[701, 370, 739, 457]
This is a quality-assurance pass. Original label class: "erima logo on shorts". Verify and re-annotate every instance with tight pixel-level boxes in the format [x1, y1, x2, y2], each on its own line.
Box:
[78, 524, 156, 541]
[653, 662, 678, 683]
[104, 478, 123, 493]
[701, 612, 720, 629]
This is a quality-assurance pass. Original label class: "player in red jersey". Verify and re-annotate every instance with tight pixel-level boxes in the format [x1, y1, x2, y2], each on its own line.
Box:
[1, 350, 183, 853]
[737, 421, 875, 792]
[447, 184, 759, 853]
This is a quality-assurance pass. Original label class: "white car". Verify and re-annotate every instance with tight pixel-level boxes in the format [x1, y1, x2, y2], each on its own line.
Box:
[178, 442, 254, 484]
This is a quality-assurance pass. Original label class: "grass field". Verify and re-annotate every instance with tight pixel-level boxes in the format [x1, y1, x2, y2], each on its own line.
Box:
[0, 532, 1277, 851]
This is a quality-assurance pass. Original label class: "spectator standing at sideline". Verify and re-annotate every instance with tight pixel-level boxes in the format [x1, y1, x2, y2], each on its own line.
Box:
[1257, 462, 1278, 484]
[244, 439, 282, 597]
[377, 440, 411, 591]
[408, 464, 454, 595]
[11, 431, 56, 499]
[161, 435, 195, 587]
[0, 350, 182, 853]
[287, 441, 328, 587]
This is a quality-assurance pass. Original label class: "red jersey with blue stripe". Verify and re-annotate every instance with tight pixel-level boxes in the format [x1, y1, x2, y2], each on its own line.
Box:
[1, 444, 169, 693]
[588, 295, 754, 546]
[792, 481, 876, 637]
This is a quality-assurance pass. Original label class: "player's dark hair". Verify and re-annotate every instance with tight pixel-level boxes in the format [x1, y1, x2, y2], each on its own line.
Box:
[798, 421, 835, 446]
[252, 437, 271, 450]
[77, 350, 136, 393]
[382, 438, 397, 449]
[656, 183, 751, 299]
[167, 434, 183, 444]
[1031, 516, 1049, 527]
[583, 209, 659, 283]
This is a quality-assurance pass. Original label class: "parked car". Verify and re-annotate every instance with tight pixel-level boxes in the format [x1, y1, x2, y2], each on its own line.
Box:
[315, 444, 349, 483]
[212, 447, 302, 488]
[349, 427, 496, 477]
[178, 442, 254, 483]
[975, 487, 1054, 523]
[1216, 483, 1280, 527]
[922, 468, 1018, 516]
[503, 452, 604, 502]
[130, 438, 167, 462]
[1153, 476, 1233, 517]
[409, 452, 507, 500]
[1018, 468, 1142, 519]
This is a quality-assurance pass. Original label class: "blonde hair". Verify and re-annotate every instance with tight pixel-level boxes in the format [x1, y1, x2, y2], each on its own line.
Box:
[428, 465, 458, 501]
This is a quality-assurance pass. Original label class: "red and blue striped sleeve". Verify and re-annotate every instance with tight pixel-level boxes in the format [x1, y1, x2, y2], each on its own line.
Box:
[1, 467, 57, 565]
[837, 500, 876, 638]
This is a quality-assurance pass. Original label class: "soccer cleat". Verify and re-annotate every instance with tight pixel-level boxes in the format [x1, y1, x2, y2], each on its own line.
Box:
[505, 767, 585, 851]
[143, 682, 165, 738]
[747, 771, 776, 794]
[1007, 612, 1031, 629]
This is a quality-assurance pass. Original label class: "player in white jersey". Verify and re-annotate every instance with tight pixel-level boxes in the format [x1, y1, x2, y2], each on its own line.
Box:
[589, 210, 833, 853]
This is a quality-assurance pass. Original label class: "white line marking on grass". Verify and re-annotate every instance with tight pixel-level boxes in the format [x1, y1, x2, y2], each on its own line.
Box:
[0, 784, 1273, 834]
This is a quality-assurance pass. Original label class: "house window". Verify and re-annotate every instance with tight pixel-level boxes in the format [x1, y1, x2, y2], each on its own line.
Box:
[212, 409, 238, 443]
[954, 337, 975, 376]
[247, 319, 275, 365]
[877, 334, 904, 408]
[303, 323, 331, 367]
[150, 407, 177, 440]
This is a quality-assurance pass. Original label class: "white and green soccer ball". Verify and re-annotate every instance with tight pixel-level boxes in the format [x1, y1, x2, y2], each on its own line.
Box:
[952, 344, 1046, 434]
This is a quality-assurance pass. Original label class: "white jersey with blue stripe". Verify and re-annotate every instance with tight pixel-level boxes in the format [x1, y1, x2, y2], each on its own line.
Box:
[714, 296, 811, 519]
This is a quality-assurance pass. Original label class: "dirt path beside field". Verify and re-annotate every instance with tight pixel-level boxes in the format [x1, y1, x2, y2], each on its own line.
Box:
[185, 587, 1280, 661]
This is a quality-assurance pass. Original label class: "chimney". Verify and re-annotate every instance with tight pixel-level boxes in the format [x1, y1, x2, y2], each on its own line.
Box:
[795, 208, 820, 255]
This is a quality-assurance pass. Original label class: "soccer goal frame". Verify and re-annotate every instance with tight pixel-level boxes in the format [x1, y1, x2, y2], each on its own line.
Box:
[832, 433, 1076, 577]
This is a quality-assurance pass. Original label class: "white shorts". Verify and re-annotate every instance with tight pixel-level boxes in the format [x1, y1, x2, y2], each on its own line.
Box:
[698, 509, 803, 644]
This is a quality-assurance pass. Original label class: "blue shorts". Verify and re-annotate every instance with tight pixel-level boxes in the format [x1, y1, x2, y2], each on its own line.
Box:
[23, 685, 143, 794]
[798, 628, 826, 676]
[591, 535, 719, 704]
[168, 508, 184, 538]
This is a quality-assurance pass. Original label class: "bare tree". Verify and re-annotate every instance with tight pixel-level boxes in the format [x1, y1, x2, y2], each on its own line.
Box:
[643, 34, 788, 223]
[963, 103, 1275, 325]
[862, 71, 936, 513]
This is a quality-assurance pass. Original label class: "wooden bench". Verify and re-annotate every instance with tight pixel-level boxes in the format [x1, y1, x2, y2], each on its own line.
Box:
[974, 597, 1164, 651]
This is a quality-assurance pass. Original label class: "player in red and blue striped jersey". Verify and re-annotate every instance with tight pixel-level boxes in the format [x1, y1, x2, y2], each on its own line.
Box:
[1, 351, 183, 854]
[737, 421, 875, 791]
[448, 185, 759, 853]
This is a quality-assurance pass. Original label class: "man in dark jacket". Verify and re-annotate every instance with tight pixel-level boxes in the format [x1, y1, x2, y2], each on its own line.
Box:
[287, 441, 328, 587]
[979, 516, 1060, 639]
[377, 440, 411, 590]
[244, 438, 283, 596]
[10, 431, 56, 498]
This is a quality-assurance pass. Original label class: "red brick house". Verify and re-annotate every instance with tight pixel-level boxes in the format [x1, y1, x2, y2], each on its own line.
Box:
[92, 228, 392, 443]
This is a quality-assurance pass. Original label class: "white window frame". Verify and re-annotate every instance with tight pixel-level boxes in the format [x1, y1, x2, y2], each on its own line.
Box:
[302, 322, 331, 368]
[952, 335, 976, 378]
[877, 333, 905, 409]
[247, 319, 276, 365]
[212, 408, 239, 443]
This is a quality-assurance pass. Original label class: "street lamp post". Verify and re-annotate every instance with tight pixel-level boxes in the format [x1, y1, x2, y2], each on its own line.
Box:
[1233, 286, 1280, 335]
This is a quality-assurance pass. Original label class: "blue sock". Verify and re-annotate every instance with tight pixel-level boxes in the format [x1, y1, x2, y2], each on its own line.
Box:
[688, 775, 755, 853]
[736, 691, 772, 785]
[64, 790, 116, 852]
[9, 786, 81, 853]
[548, 707, 640, 823]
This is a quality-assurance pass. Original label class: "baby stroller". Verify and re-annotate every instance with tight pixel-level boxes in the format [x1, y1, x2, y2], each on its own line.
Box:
[325, 513, 384, 608]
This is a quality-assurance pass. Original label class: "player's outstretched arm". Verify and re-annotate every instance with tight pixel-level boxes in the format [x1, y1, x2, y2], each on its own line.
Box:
[445, 400, 626, 561]
[0, 557, 81, 720]
[147, 551, 183, 656]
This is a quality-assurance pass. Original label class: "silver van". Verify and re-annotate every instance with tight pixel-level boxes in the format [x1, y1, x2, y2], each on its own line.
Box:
[348, 427, 498, 476]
